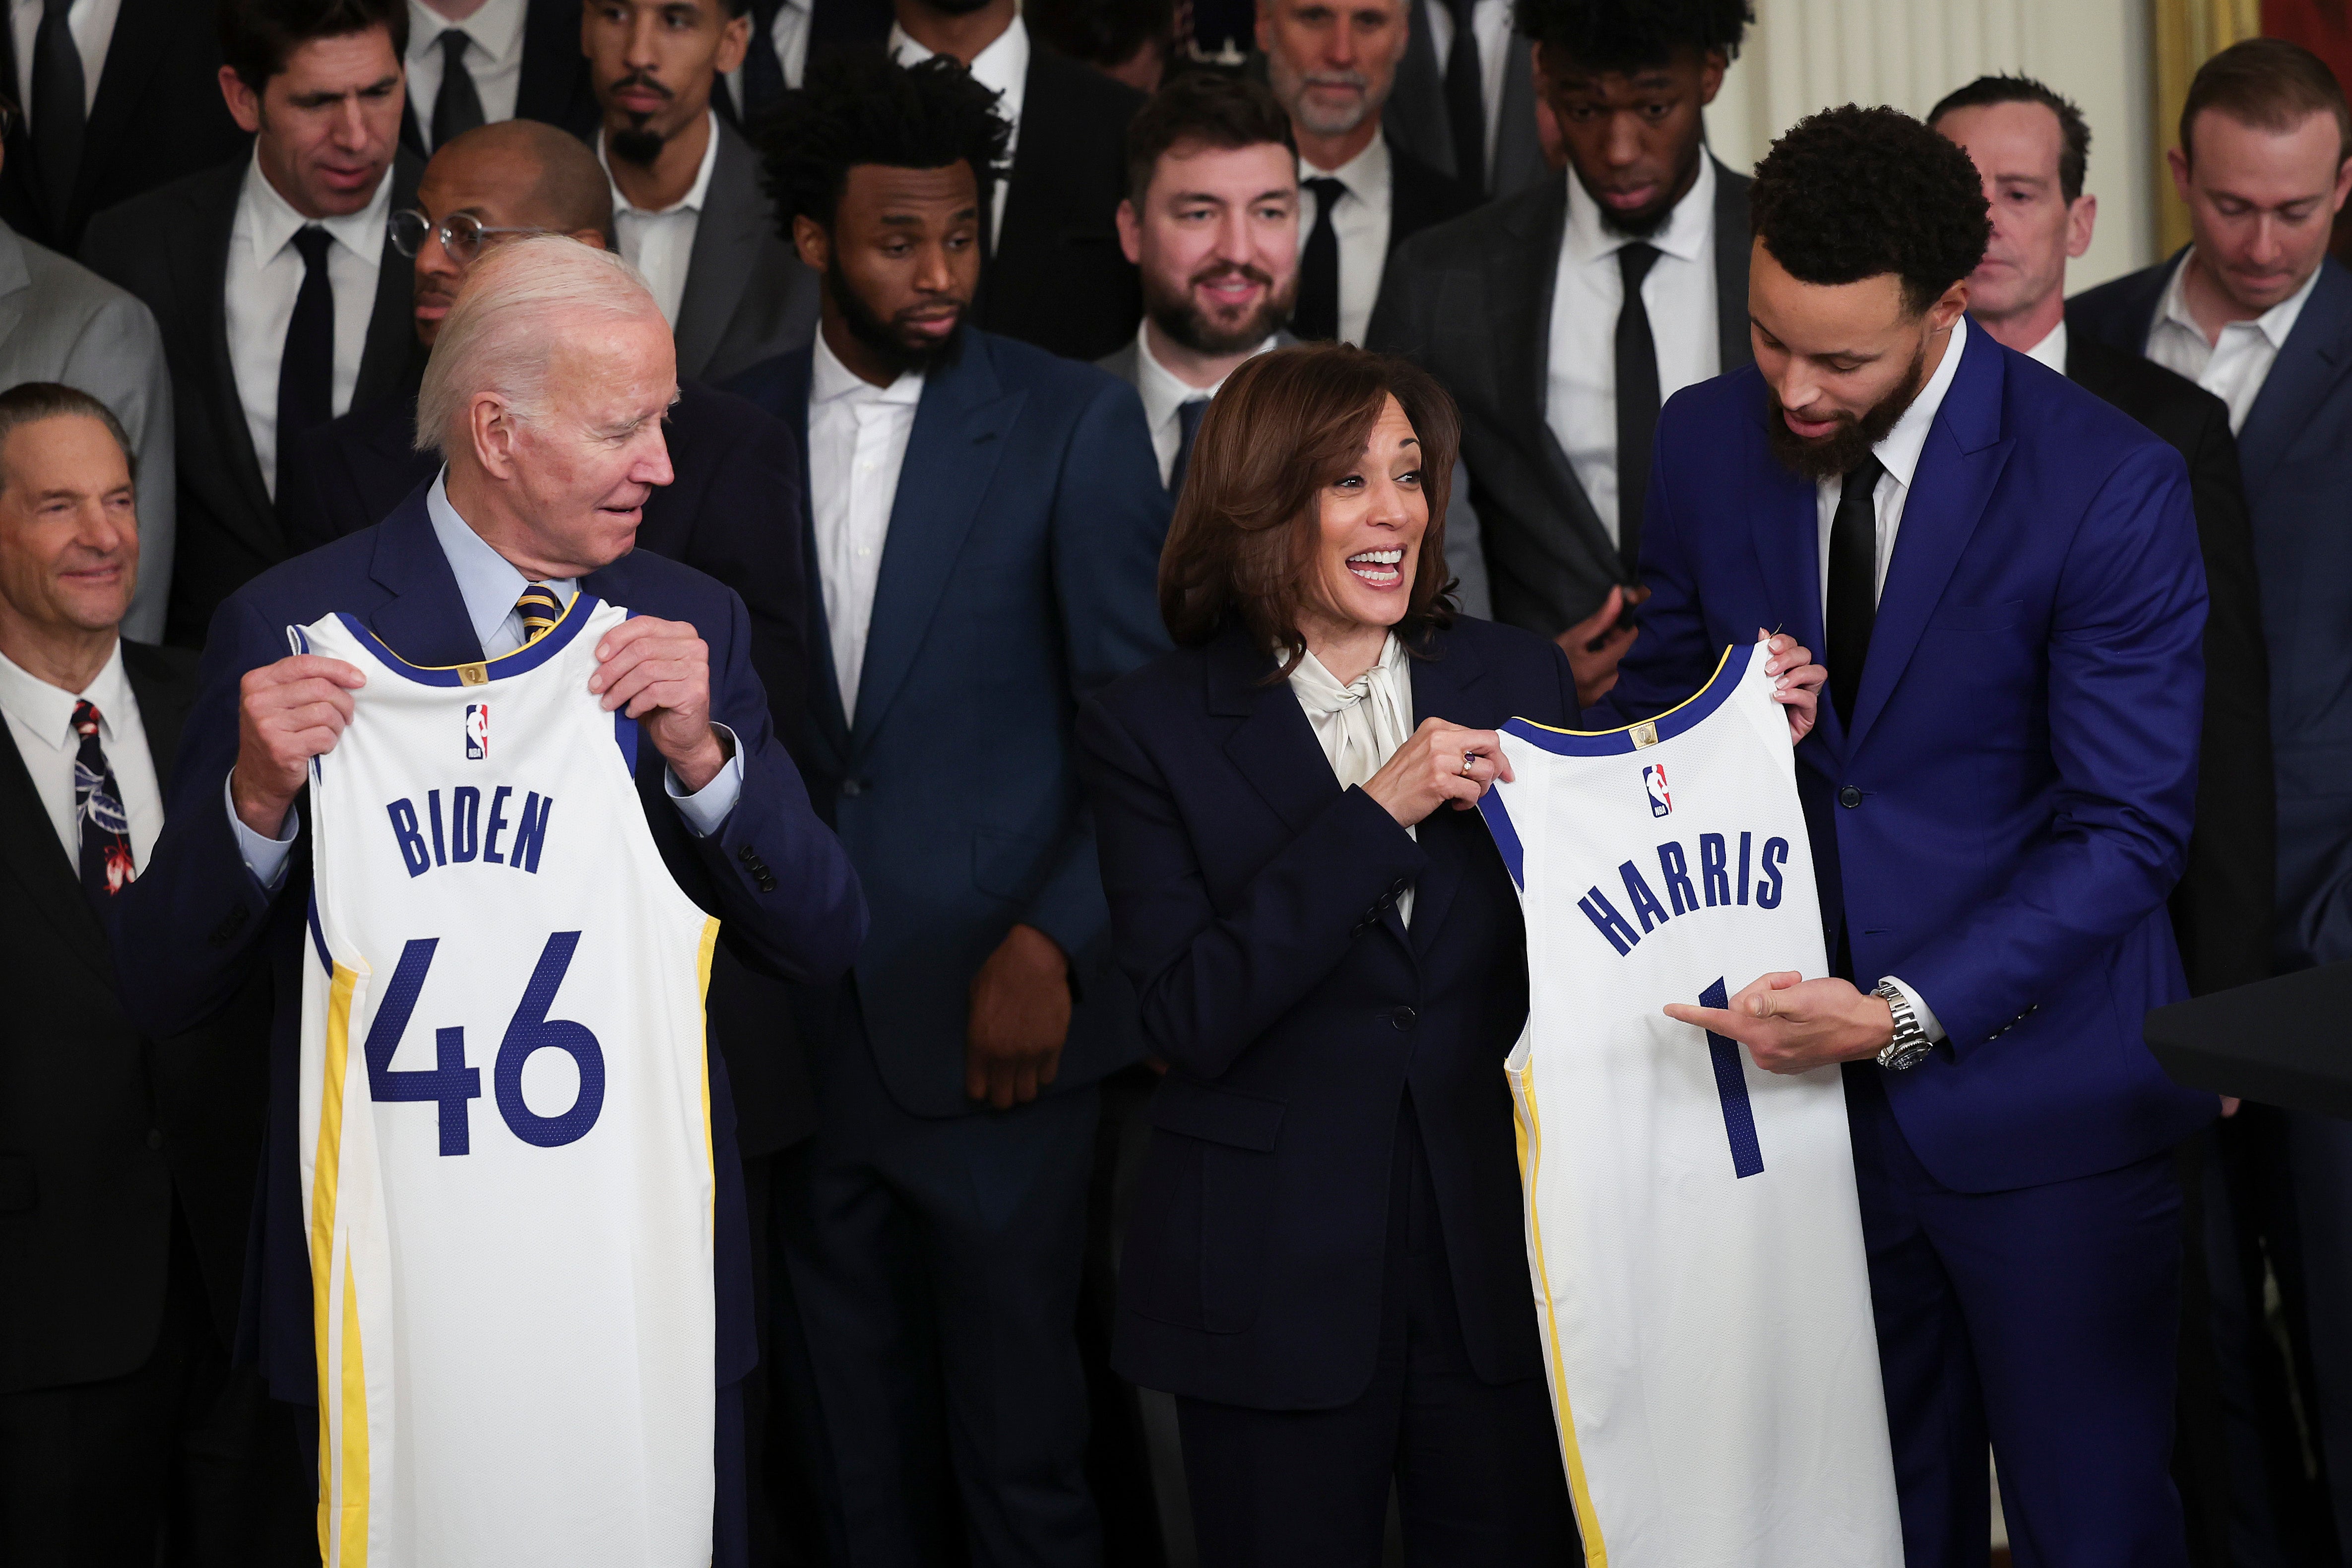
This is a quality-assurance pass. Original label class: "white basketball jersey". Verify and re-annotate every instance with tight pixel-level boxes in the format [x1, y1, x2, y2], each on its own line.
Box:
[1479, 642, 1900, 1567]
[295, 596, 720, 1568]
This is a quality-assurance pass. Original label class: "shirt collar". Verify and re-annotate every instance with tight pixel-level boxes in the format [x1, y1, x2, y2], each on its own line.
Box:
[408, 0, 526, 65]
[1872, 314, 1969, 492]
[1132, 320, 1273, 430]
[890, 14, 1028, 115]
[1562, 150, 1714, 269]
[2158, 250, 2323, 352]
[810, 328, 924, 408]
[2020, 316, 2067, 375]
[1301, 130, 1391, 202]
[239, 142, 397, 271]
[425, 469, 578, 652]
[601, 110, 723, 217]
[1286, 632, 1407, 712]
[0, 637, 129, 754]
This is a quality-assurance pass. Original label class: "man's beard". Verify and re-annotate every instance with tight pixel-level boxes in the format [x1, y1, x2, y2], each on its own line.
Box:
[1576, 136, 1703, 241]
[829, 251, 966, 377]
[1269, 56, 1373, 139]
[607, 71, 673, 165]
[1765, 336, 1931, 483]
[1144, 262, 1293, 356]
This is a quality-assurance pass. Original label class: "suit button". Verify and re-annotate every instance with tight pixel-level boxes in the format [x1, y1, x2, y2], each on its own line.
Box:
[1839, 785, 1863, 809]
[1392, 1006, 1417, 1029]
[840, 779, 866, 797]
[146, 1129, 164, 1151]
[736, 844, 755, 864]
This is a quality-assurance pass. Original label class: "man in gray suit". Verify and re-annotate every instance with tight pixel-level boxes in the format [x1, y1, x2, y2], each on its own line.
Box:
[584, 0, 819, 385]
[1369, 0, 1752, 675]
[1385, 0, 1549, 200]
[0, 143, 175, 644]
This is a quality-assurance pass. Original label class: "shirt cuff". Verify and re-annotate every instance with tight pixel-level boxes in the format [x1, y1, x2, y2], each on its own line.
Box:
[665, 724, 743, 838]
[1881, 975, 1947, 1044]
[225, 771, 299, 890]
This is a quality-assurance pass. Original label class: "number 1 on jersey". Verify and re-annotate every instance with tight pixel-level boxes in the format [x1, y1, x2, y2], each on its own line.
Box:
[1699, 977, 1765, 1179]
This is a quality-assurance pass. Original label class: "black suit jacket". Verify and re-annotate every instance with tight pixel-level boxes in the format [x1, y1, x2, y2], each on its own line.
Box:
[0, 642, 271, 1393]
[718, 0, 895, 126]
[399, 0, 601, 154]
[980, 44, 1144, 364]
[1080, 617, 1578, 1407]
[79, 152, 425, 649]
[1387, 141, 1481, 254]
[0, 0, 252, 253]
[674, 117, 822, 384]
[1368, 157, 1753, 636]
[2063, 330, 2276, 996]
[278, 381, 823, 1151]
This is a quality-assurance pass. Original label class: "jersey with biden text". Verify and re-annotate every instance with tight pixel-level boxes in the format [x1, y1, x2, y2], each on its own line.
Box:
[1478, 641, 1898, 1568]
[293, 595, 719, 1568]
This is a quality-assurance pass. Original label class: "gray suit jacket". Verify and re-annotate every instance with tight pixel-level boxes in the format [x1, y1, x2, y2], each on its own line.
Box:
[1384, 0, 1548, 201]
[0, 224, 175, 641]
[1367, 155, 1752, 634]
[676, 118, 820, 385]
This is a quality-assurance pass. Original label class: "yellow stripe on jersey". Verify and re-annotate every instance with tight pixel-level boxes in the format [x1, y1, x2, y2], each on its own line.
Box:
[1513, 1055, 1608, 1565]
[1512, 642, 1739, 742]
[339, 1254, 370, 1567]
[697, 917, 721, 1241]
[313, 964, 359, 1564]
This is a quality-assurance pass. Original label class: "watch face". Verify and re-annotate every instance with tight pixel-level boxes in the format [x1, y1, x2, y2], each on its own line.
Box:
[1881, 1039, 1933, 1072]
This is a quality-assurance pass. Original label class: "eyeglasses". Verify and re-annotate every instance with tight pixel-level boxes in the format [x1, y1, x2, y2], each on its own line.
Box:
[388, 209, 554, 262]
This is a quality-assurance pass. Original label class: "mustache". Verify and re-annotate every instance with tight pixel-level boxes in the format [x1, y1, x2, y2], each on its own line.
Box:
[612, 69, 673, 101]
[1189, 260, 1275, 291]
[1299, 69, 1369, 92]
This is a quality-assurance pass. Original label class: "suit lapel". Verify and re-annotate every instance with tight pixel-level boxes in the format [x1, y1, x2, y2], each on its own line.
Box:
[362, 492, 489, 666]
[190, 166, 278, 553]
[0, 227, 32, 354]
[1712, 161, 1753, 372]
[351, 152, 424, 413]
[72, 0, 170, 223]
[1207, 629, 1339, 836]
[673, 125, 763, 381]
[1384, 0, 1451, 180]
[1401, 630, 1486, 947]
[0, 722, 108, 979]
[2237, 259, 2352, 488]
[1847, 333, 2014, 754]
[780, 350, 853, 760]
[848, 336, 1023, 737]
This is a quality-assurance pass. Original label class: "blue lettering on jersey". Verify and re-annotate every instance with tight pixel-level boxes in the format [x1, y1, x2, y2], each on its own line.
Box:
[1575, 832, 1794, 955]
[386, 786, 558, 878]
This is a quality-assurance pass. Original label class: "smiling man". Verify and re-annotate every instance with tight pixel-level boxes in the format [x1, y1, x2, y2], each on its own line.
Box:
[83, 0, 422, 649]
[1103, 73, 1300, 490]
[1596, 105, 2213, 1566]
[727, 51, 1170, 1568]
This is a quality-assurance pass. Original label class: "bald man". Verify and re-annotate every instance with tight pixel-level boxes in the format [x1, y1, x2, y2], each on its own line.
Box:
[274, 118, 826, 1562]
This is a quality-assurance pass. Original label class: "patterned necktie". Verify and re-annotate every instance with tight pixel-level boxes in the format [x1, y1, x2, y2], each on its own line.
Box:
[71, 699, 136, 900]
[514, 584, 563, 645]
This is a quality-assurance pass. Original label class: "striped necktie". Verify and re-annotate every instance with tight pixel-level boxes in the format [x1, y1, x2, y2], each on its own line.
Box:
[514, 584, 563, 645]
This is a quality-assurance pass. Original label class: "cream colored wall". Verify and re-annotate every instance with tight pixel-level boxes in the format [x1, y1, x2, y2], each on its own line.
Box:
[1702, 0, 2157, 290]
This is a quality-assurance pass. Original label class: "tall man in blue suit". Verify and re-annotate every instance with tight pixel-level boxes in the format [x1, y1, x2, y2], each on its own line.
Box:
[2070, 38, 2352, 1550]
[108, 235, 866, 1566]
[1617, 108, 2214, 1566]
[725, 53, 1170, 1568]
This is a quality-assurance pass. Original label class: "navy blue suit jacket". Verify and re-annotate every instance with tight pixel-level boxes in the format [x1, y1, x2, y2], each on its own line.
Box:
[1080, 618, 1578, 1408]
[725, 329, 1170, 1117]
[110, 490, 866, 1403]
[2071, 253, 2352, 975]
[1607, 333, 2215, 1193]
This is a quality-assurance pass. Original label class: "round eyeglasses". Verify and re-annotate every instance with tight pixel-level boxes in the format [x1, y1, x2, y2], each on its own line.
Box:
[388, 209, 555, 262]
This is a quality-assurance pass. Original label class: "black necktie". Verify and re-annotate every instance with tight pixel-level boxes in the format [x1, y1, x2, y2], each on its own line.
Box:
[741, 0, 789, 121]
[1170, 397, 1209, 495]
[32, 0, 85, 224]
[432, 29, 486, 151]
[1826, 454, 1885, 728]
[1442, 0, 1485, 192]
[277, 226, 336, 504]
[1613, 242, 1661, 575]
[71, 699, 136, 902]
[1295, 176, 1346, 342]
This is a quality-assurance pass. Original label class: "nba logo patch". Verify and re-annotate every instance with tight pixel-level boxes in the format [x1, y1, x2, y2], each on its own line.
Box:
[465, 703, 489, 760]
[1642, 762, 1671, 817]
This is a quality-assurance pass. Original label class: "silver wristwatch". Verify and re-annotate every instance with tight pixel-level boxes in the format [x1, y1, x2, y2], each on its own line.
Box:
[1873, 979, 1933, 1071]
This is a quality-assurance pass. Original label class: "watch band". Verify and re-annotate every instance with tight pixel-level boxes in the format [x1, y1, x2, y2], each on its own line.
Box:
[1873, 979, 1932, 1071]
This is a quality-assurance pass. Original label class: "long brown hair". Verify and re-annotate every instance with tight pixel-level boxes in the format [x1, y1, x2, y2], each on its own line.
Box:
[1158, 342, 1460, 670]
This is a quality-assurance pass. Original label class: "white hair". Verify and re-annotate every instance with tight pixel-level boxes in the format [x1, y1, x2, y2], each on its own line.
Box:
[415, 236, 665, 456]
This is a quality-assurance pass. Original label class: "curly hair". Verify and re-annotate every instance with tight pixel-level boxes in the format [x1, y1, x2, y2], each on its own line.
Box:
[755, 51, 1013, 234]
[1750, 104, 1991, 315]
[1511, 0, 1751, 70]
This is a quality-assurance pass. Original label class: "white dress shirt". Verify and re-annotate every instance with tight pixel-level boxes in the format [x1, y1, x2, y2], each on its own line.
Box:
[1299, 133, 1394, 348]
[225, 149, 395, 499]
[808, 331, 924, 718]
[1288, 634, 1416, 924]
[1416, 0, 1514, 173]
[725, 0, 813, 105]
[10, 0, 119, 117]
[231, 471, 743, 884]
[404, 0, 528, 150]
[1547, 153, 1719, 547]
[600, 111, 722, 330]
[1809, 315, 1971, 1044]
[1132, 322, 1277, 485]
[2021, 317, 2067, 376]
[2144, 254, 2321, 435]
[890, 16, 1028, 248]
[0, 639, 161, 871]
